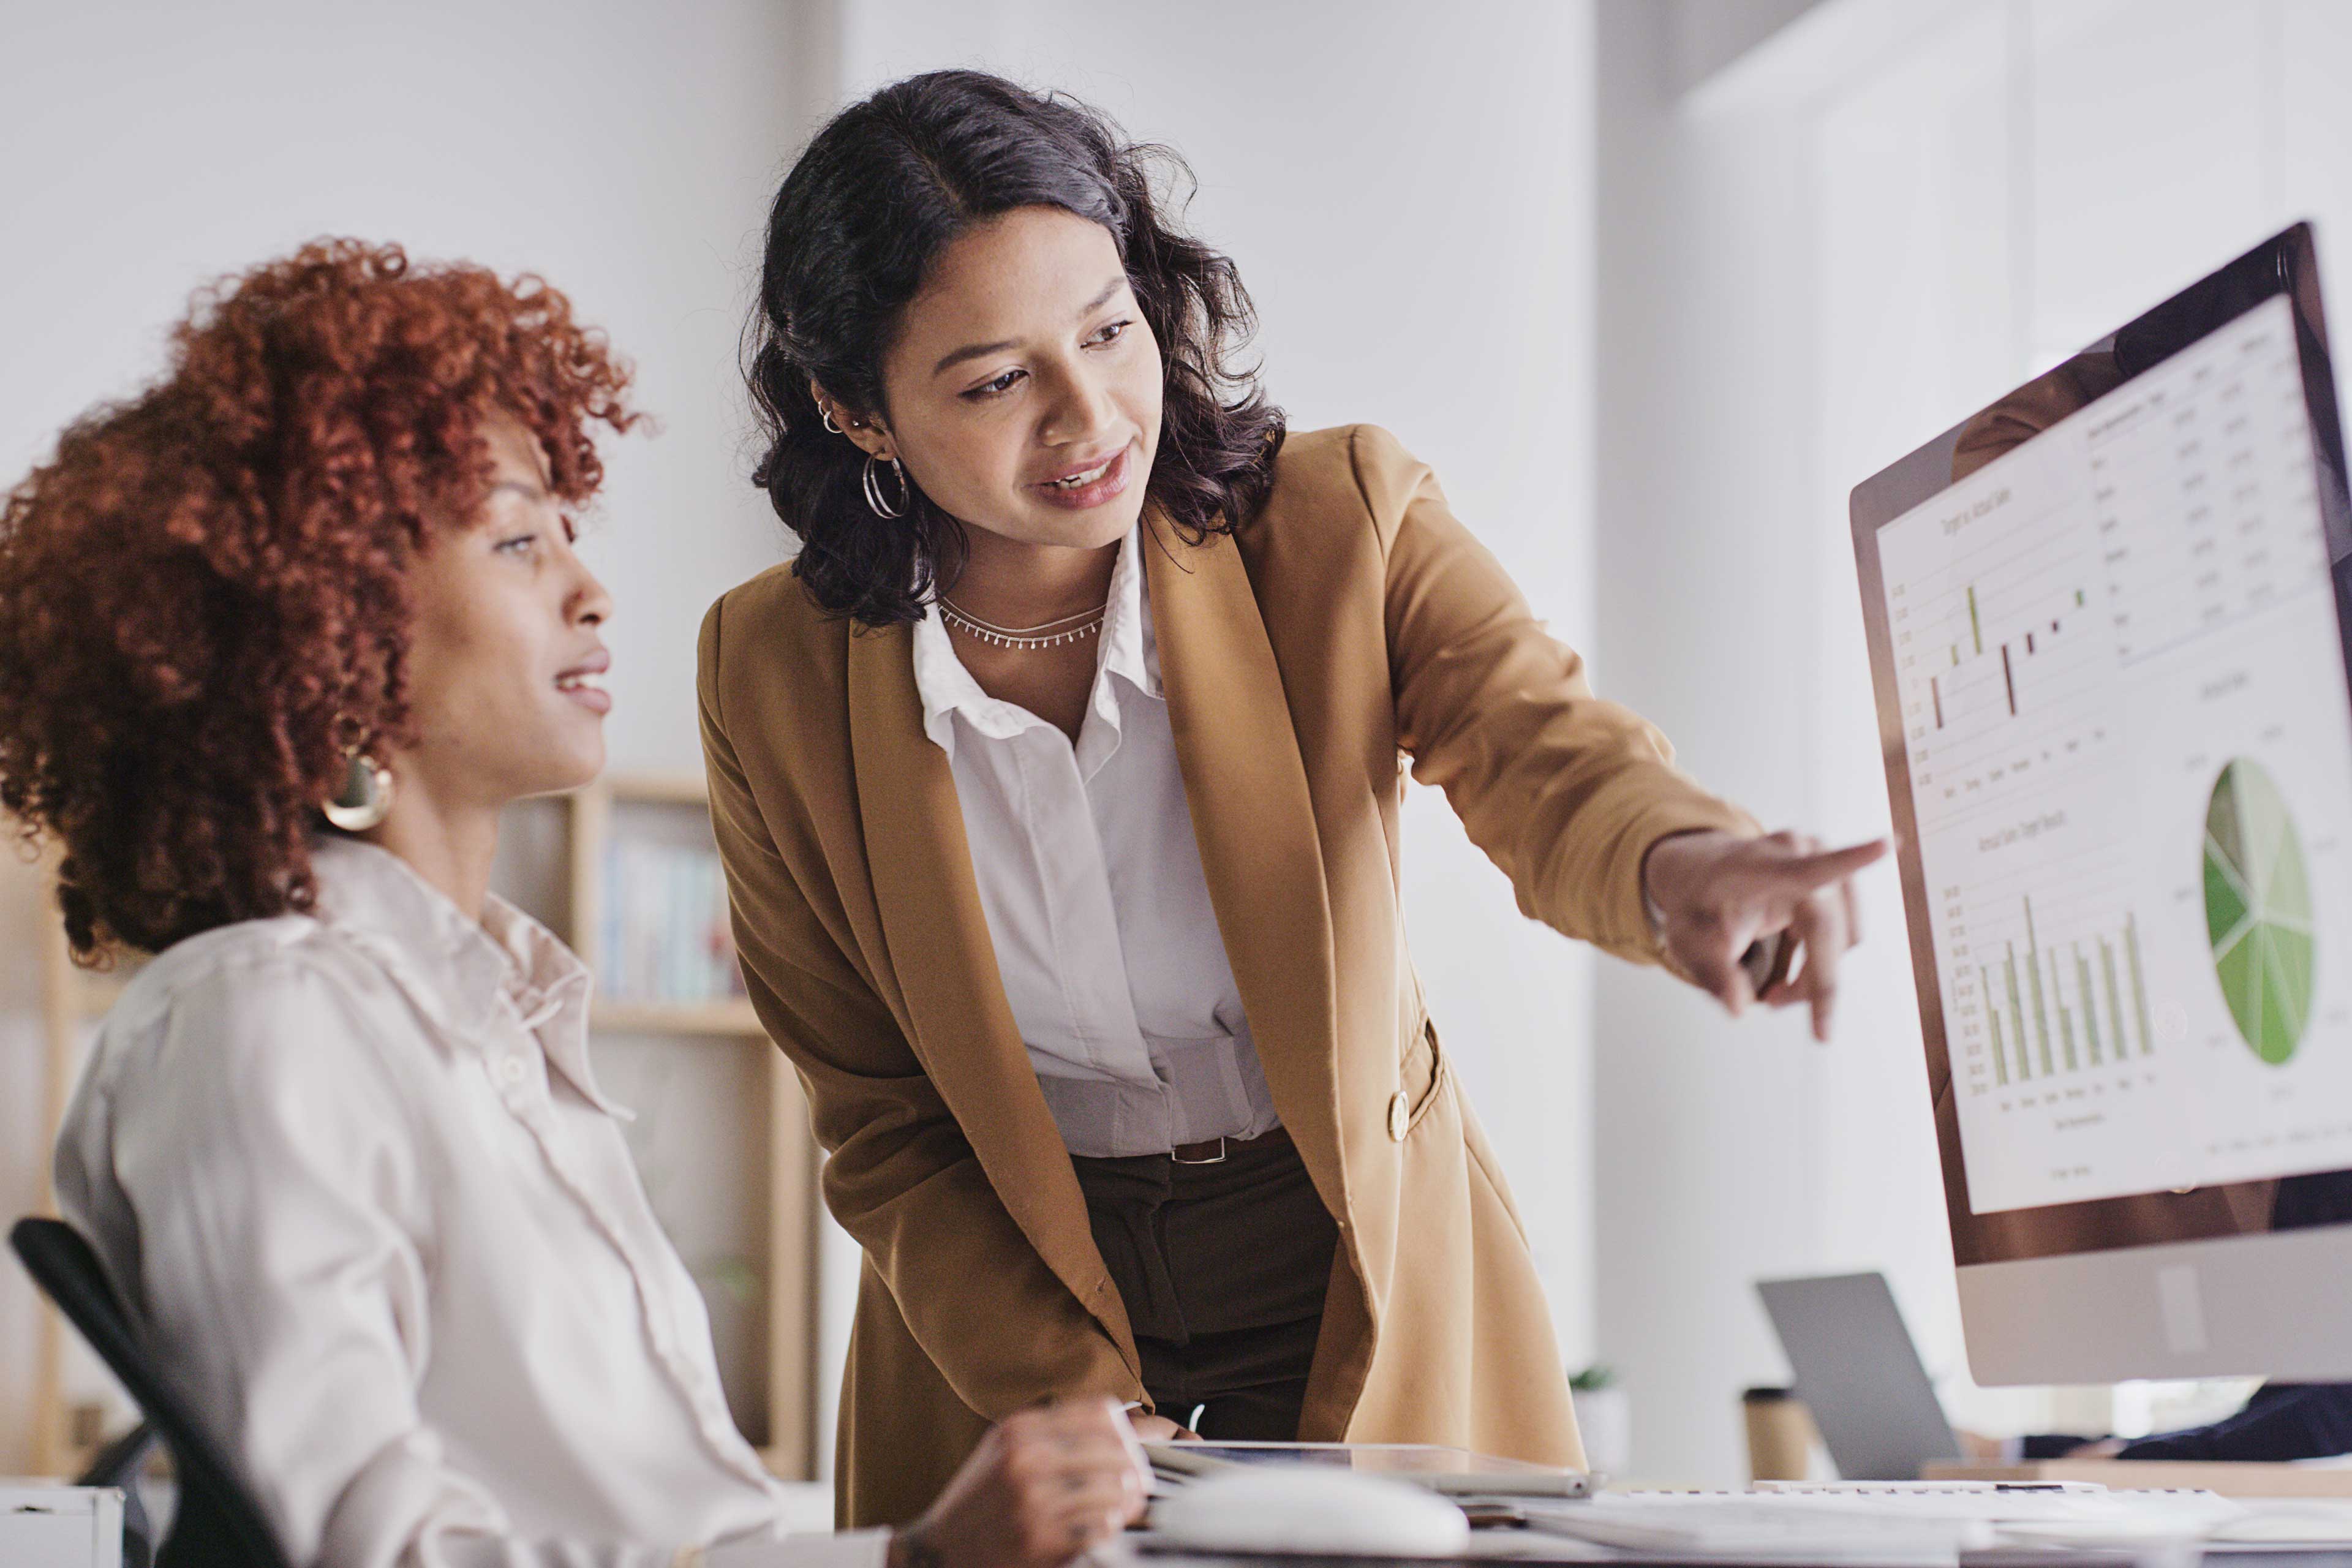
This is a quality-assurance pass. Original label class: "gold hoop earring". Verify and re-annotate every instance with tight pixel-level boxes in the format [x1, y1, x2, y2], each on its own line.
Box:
[323, 748, 394, 832]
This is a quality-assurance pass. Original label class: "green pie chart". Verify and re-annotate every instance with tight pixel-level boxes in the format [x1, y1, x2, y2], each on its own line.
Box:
[2203, 758, 2316, 1066]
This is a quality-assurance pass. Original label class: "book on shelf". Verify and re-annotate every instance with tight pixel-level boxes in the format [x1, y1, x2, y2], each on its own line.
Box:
[598, 840, 746, 1005]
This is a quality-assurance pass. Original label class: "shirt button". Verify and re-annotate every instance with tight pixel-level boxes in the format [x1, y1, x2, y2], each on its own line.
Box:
[499, 1057, 528, 1085]
[1387, 1091, 1409, 1142]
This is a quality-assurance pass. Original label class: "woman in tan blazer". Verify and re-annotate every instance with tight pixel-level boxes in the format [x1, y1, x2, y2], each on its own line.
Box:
[704, 70, 1885, 1527]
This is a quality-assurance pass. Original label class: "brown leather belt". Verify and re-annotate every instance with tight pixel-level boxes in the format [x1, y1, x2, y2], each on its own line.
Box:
[1169, 1136, 1228, 1166]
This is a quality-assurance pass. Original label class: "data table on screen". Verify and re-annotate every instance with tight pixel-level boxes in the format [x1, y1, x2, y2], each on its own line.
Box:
[1879, 293, 2352, 1214]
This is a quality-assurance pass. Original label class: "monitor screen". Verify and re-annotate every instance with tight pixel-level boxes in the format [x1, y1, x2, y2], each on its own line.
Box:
[1853, 223, 2352, 1267]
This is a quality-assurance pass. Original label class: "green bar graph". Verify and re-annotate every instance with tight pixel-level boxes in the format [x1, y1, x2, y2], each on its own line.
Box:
[1985, 967, 2008, 1085]
[2075, 946, 2101, 1065]
[1969, 585, 1983, 654]
[1992, 898, 2157, 1085]
[2004, 944, 2030, 1081]
[2126, 914, 2152, 1055]
[2100, 940, 2125, 1068]
[2025, 896, 2055, 1075]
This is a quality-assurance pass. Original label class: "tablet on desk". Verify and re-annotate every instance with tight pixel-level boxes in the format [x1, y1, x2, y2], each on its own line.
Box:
[1144, 1441, 1591, 1498]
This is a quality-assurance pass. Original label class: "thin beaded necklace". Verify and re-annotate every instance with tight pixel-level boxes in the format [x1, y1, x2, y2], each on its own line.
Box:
[938, 595, 1108, 650]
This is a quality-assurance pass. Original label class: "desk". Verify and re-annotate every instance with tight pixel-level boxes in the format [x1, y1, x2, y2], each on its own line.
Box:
[1127, 1544, 2332, 1567]
[1128, 1484, 2352, 1566]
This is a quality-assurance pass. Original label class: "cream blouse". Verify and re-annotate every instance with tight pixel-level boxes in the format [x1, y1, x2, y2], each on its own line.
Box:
[909, 524, 1282, 1158]
[54, 835, 884, 1568]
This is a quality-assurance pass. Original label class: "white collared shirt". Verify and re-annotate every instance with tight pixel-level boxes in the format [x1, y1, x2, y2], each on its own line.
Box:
[910, 525, 1282, 1159]
[54, 837, 883, 1568]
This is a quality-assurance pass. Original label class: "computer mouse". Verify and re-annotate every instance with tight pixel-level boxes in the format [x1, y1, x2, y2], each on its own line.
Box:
[1150, 1464, 1474, 1557]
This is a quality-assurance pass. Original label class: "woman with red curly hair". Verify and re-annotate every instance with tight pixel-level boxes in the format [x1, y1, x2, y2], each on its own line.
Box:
[0, 240, 1144, 1568]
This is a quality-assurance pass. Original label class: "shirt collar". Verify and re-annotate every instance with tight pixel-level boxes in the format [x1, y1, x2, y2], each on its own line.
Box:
[908, 521, 1159, 758]
[307, 835, 628, 1118]
[1096, 519, 1156, 699]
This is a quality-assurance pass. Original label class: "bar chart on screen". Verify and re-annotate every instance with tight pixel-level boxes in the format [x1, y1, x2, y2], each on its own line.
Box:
[1879, 294, 2352, 1213]
[1888, 505, 2109, 820]
[1966, 895, 2154, 1091]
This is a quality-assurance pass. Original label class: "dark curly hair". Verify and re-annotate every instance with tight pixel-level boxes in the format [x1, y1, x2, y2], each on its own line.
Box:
[0, 238, 638, 959]
[746, 69, 1285, 625]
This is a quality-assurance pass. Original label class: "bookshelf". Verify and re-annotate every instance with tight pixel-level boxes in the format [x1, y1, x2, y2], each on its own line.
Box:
[27, 773, 821, 1483]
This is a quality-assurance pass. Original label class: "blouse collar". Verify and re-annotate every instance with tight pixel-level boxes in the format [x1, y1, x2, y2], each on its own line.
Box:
[910, 520, 1159, 758]
[307, 835, 627, 1117]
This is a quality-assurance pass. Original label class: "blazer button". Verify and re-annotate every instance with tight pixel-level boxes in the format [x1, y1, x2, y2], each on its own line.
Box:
[1387, 1091, 1409, 1142]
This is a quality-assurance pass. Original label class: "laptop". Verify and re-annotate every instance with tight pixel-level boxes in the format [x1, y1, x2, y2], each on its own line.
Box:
[1756, 1272, 1961, 1480]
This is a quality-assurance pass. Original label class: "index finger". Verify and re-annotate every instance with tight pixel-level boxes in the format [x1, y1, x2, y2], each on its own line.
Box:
[1786, 837, 1889, 888]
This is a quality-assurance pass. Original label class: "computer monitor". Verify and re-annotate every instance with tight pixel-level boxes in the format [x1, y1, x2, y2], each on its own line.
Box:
[1852, 221, 2352, 1386]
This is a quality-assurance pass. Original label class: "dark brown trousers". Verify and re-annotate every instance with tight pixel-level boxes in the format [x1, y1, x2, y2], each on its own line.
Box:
[1070, 1126, 1339, 1438]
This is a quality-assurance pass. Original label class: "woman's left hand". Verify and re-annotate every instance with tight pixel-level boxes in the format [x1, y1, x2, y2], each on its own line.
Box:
[1640, 829, 1890, 1041]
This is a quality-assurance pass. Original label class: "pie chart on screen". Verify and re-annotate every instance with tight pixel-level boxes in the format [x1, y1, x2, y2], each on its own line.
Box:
[2204, 758, 2315, 1066]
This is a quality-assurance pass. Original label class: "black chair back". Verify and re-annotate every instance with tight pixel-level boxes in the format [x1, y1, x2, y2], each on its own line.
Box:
[11, 1217, 295, 1568]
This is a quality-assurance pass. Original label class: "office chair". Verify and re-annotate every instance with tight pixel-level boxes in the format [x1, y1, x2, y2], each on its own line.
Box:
[11, 1217, 295, 1568]
[78, 1419, 159, 1568]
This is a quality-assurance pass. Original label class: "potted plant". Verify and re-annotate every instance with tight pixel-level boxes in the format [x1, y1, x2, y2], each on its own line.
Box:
[1569, 1364, 1630, 1479]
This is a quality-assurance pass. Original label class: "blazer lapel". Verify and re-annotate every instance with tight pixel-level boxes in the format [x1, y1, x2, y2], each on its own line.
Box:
[1144, 518, 1348, 1212]
[843, 622, 1136, 1359]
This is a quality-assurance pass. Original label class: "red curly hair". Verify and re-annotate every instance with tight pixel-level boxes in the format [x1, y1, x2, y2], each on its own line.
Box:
[0, 238, 638, 958]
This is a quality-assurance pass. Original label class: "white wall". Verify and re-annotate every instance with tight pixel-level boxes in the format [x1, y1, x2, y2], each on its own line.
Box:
[0, 0, 815, 1474]
[806, 0, 1605, 1464]
[1667, 0, 1835, 95]
[1594, 0, 1854, 1487]
[1596, 0, 2352, 1485]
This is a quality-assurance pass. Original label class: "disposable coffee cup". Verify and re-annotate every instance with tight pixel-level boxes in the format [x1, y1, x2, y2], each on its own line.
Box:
[1741, 1385, 1819, 1482]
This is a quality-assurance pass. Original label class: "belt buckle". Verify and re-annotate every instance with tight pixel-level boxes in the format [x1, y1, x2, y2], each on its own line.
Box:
[1170, 1136, 1227, 1166]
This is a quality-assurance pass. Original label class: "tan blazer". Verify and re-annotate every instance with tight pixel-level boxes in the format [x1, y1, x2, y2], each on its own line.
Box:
[698, 425, 1756, 1525]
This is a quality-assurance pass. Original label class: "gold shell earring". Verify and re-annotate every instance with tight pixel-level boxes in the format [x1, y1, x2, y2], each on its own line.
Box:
[322, 747, 395, 832]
